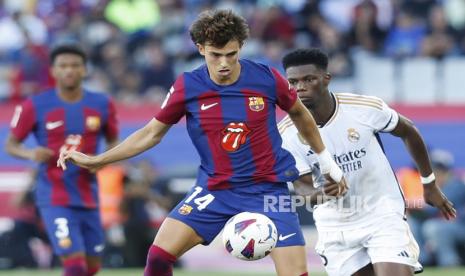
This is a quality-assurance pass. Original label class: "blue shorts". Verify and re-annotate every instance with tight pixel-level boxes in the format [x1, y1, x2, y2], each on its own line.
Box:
[39, 206, 104, 256]
[169, 183, 305, 247]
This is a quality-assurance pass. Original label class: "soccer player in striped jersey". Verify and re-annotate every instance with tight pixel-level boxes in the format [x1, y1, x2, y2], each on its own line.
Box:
[5, 43, 118, 276]
[279, 48, 456, 276]
[57, 10, 345, 276]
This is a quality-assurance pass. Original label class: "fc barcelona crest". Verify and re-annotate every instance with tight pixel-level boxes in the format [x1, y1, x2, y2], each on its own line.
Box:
[86, 116, 101, 131]
[248, 97, 265, 112]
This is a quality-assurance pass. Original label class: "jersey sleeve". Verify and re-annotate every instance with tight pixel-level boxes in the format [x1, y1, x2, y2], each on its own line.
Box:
[104, 97, 119, 140]
[270, 68, 297, 111]
[10, 99, 36, 141]
[155, 75, 186, 124]
[365, 97, 399, 133]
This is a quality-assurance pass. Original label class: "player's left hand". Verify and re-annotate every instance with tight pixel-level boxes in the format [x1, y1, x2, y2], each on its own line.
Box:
[423, 182, 456, 220]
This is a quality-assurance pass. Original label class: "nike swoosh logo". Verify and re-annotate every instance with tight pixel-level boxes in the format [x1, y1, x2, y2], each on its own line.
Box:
[201, 103, 218, 111]
[45, 121, 64, 130]
[94, 244, 105, 252]
[278, 233, 296, 241]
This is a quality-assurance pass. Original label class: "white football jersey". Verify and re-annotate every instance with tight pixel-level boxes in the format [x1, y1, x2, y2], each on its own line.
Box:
[279, 93, 405, 231]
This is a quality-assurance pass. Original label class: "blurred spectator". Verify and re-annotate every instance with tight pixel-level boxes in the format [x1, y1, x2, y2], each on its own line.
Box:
[0, 10, 47, 60]
[384, 11, 427, 58]
[251, 5, 296, 47]
[420, 149, 465, 266]
[2, 0, 465, 102]
[121, 160, 172, 267]
[401, 149, 465, 266]
[255, 40, 286, 73]
[348, 0, 387, 53]
[420, 5, 458, 59]
[137, 38, 175, 101]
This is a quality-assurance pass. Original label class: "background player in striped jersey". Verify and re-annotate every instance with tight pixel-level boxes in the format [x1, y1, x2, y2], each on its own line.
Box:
[5, 44, 118, 276]
[279, 48, 456, 276]
[57, 10, 346, 276]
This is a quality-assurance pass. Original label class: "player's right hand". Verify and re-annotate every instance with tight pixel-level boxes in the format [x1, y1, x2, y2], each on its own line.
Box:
[323, 175, 348, 197]
[57, 150, 96, 171]
[31, 147, 54, 163]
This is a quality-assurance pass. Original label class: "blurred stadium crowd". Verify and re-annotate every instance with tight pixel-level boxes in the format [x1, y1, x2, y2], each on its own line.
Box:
[1, 0, 465, 103]
[1, 0, 465, 272]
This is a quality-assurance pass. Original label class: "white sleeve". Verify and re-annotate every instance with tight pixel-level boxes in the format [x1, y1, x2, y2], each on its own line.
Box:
[281, 131, 313, 176]
[365, 97, 399, 133]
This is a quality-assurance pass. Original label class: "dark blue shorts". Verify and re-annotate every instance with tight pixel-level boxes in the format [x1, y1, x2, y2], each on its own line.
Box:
[169, 183, 305, 247]
[39, 206, 104, 256]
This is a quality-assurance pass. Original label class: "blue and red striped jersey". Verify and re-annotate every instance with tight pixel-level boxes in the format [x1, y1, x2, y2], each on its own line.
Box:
[10, 89, 118, 208]
[156, 59, 299, 190]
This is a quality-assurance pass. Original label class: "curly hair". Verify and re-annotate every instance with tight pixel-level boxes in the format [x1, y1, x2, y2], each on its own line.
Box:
[50, 43, 87, 65]
[189, 10, 249, 47]
[282, 48, 329, 71]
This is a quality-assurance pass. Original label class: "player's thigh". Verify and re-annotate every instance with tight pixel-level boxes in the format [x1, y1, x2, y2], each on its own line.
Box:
[366, 216, 421, 273]
[352, 263, 375, 276]
[39, 206, 85, 256]
[164, 185, 234, 257]
[270, 245, 307, 276]
[153, 217, 204, 257]
[80, 208, 105, 258]
[372, 262, 414, 276]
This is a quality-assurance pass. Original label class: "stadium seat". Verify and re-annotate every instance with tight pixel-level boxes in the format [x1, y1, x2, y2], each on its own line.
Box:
[399, 58, 437, 104]
[354, 54, 397, 103]
[442, 57, 465, 103]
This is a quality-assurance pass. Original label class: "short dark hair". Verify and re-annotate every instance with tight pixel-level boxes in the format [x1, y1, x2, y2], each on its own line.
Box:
[50, 43, 87, 64]
[282, 48, 329, 71]
[189, 9, 249, 47]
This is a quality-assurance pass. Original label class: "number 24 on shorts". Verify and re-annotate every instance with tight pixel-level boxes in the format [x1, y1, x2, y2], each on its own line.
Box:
[184, 186, 215, 211]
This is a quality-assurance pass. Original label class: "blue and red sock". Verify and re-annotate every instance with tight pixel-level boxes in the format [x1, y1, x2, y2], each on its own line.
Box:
[144, 245, 177, 276]
[86, 263, 101, 276]
[63, 256, 87, 276]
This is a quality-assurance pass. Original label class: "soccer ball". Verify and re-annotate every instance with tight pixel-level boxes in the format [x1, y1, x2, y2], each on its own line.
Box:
[222, 212, 278, 261]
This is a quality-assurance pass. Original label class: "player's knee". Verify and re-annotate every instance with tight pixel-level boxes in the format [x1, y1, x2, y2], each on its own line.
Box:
[62, 255, 87, 276]
[144, 245, 177, 276]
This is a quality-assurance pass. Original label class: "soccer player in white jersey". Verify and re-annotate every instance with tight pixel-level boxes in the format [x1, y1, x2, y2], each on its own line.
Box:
[279, 48, 456, 276]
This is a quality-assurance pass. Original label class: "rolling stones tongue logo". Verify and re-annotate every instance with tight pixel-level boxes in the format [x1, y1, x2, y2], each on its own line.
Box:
[221, 122, 251, 152]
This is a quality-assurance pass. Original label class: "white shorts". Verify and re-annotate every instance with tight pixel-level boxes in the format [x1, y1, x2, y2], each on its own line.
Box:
[315, 215, 423, 276]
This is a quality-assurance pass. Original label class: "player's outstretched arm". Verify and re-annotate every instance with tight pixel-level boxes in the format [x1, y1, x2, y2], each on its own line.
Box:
[287, 99, 346, 188]
[5, 135, 54, 163]
[391, 114, 456, 220]
[58, 118, 171, 170]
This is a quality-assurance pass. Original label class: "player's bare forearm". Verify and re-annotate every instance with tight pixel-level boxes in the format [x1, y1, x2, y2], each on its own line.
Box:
[5, 135, 34, 160]
[287, 99, 325, 153]
[96, 118, 170, 166]
[294, 174, 322, 205]
[390, 115, 432, 177]
[5, 135, 54, 162]
[293, 174, 344, 205]
[105, 136, 119, 151]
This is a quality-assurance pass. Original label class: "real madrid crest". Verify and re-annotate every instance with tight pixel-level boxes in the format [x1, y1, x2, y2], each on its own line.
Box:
[86, 116, 101, 131]
[347, 128, 360, 142]
[248, 97, 265, 112]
